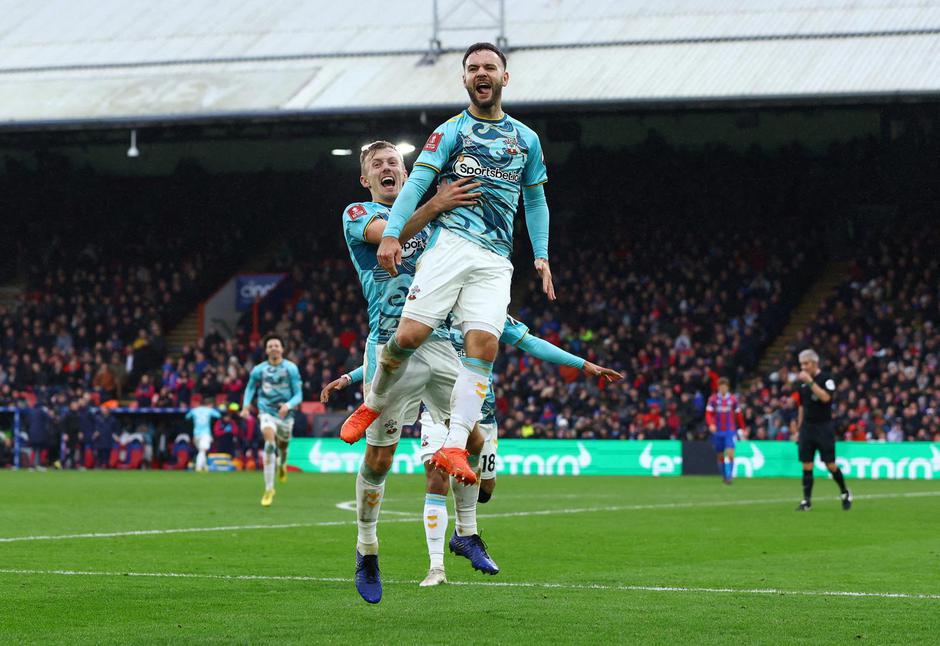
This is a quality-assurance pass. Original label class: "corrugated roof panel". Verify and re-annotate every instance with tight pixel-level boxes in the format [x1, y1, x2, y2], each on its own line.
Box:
[3, 0, 938, 67]
[0, 1, 937, 125]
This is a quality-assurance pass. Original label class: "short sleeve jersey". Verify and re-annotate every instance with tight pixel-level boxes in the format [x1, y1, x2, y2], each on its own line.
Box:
[343, 201, 449, 382]
[343, 201, 430, 346]
[247, 360, 302, 417]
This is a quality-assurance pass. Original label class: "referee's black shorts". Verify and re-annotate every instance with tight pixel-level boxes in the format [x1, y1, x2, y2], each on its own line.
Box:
[798, 421, 836, 463]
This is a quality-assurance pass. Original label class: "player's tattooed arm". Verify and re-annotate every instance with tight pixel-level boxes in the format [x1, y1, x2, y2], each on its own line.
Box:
[401, 178, 481, 240]
[320, 366, 364, 403]
[379, 165, 437, 275]
[365, 178, 481, 245]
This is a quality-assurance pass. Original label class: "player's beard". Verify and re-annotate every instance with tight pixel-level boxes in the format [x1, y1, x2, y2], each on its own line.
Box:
[466, 82, 502, 112]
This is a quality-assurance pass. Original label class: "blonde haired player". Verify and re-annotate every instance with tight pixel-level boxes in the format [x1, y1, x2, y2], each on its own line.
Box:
[338, 140, 483, 603]
[324, 315, 622, 586]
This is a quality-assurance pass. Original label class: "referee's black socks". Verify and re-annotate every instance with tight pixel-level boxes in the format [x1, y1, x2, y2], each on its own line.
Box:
[802, 470, 814, 502]
[831, 468, 848, 494]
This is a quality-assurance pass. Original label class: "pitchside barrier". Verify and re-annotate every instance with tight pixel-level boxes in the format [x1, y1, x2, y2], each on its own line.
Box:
[287, 438, 940, 481]
[4, 401, 936, 480]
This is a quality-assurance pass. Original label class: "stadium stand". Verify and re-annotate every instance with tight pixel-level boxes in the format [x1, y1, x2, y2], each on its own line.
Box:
[746, 218, 940, 443]
[2, 0, 939, 468]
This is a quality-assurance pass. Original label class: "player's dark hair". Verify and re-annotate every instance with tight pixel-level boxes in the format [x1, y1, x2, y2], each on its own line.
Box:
[718, 377, 730, 387]
[462, 42, 507, 69]
[263, 333, 286, 350]
[359, 140, 397, 169]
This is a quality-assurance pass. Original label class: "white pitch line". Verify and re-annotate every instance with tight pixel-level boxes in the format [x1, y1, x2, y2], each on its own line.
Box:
[0, 568, 937, 601]
[2, 490, 939, 544]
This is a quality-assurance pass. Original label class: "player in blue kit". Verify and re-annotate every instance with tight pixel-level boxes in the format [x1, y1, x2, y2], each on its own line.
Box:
[240, 334, 302, 507]
[342, 42, 556, 485]
[185, 404, 221, 472]
[323, 314, 622, 587]
[340, 140, 483, 604]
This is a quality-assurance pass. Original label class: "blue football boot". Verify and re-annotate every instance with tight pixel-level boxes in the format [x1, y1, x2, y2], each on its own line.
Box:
[449, 532, 500, 575]
[355, 550, 382, 603]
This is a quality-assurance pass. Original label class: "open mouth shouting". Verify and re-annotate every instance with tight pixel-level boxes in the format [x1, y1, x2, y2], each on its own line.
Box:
[379, 176, 396, 189]
[474, 79, 493, 102]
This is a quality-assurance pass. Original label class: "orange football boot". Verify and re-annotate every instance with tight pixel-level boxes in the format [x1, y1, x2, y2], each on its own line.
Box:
[340, 404, 379, 444]
[430, 447, 478, 485]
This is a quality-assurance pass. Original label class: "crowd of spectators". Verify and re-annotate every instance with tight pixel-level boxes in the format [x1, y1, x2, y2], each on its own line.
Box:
[2, 127, 938, 466]
[743, 220, 940, 443]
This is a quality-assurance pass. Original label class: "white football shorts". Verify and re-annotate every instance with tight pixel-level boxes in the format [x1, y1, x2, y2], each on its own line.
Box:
[258, 413, 294, 442]
[363, 337, 460, 447]
[402, 228, 512, 338]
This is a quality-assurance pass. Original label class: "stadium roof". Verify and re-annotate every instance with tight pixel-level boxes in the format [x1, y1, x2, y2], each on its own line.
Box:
[0, 0, 938, 126]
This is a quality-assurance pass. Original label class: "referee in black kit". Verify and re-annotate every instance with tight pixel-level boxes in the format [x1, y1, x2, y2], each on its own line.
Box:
[795, 349, 852, 511]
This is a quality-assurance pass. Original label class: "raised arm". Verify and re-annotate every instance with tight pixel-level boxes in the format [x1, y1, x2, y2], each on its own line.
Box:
[400, 178, 481, 241]
[360, 178, 481, 245]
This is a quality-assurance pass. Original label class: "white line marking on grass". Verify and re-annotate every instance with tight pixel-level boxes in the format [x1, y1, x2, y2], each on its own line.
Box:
[0, 568, 937, 601]
[2, 490, 938, 544]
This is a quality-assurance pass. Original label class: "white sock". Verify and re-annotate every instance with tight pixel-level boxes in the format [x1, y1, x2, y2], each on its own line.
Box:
[364, 338, 415, 411]
[424, 493, 448, 568]
[278, 444, 288, 469]
[444, 361, 490, 449]
[262, 441, 276, 491]
[356, 466, 386, 553]
[196, 449, 207, 471]
[451, 475, 479, 536]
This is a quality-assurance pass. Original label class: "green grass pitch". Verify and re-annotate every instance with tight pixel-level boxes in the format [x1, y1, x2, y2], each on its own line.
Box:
[1, 470, 939, 644]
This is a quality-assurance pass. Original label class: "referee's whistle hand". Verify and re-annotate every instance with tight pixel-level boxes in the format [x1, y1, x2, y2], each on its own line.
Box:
[377, 237, 402, 276]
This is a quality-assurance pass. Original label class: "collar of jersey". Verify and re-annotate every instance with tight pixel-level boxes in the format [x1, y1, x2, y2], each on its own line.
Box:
[465, 108, 507, 123]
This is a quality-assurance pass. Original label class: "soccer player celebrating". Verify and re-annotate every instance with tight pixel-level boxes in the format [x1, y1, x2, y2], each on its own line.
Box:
[795, 349, 851, 511]
[416, 317, 621, 586]
[342, 42, 555, 485]
[240, 334, 302, 507]
[340, 140, 482, 604]
[705, 377, 745, 484]
[324, 316, 622, 587]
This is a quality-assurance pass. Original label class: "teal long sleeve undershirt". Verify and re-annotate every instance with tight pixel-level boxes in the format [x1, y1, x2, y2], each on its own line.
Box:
[523, 183, 550, 260]
[382, 165, 437, 240]
[385, 165, 549, 261]
[517, 334, 585, 369]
